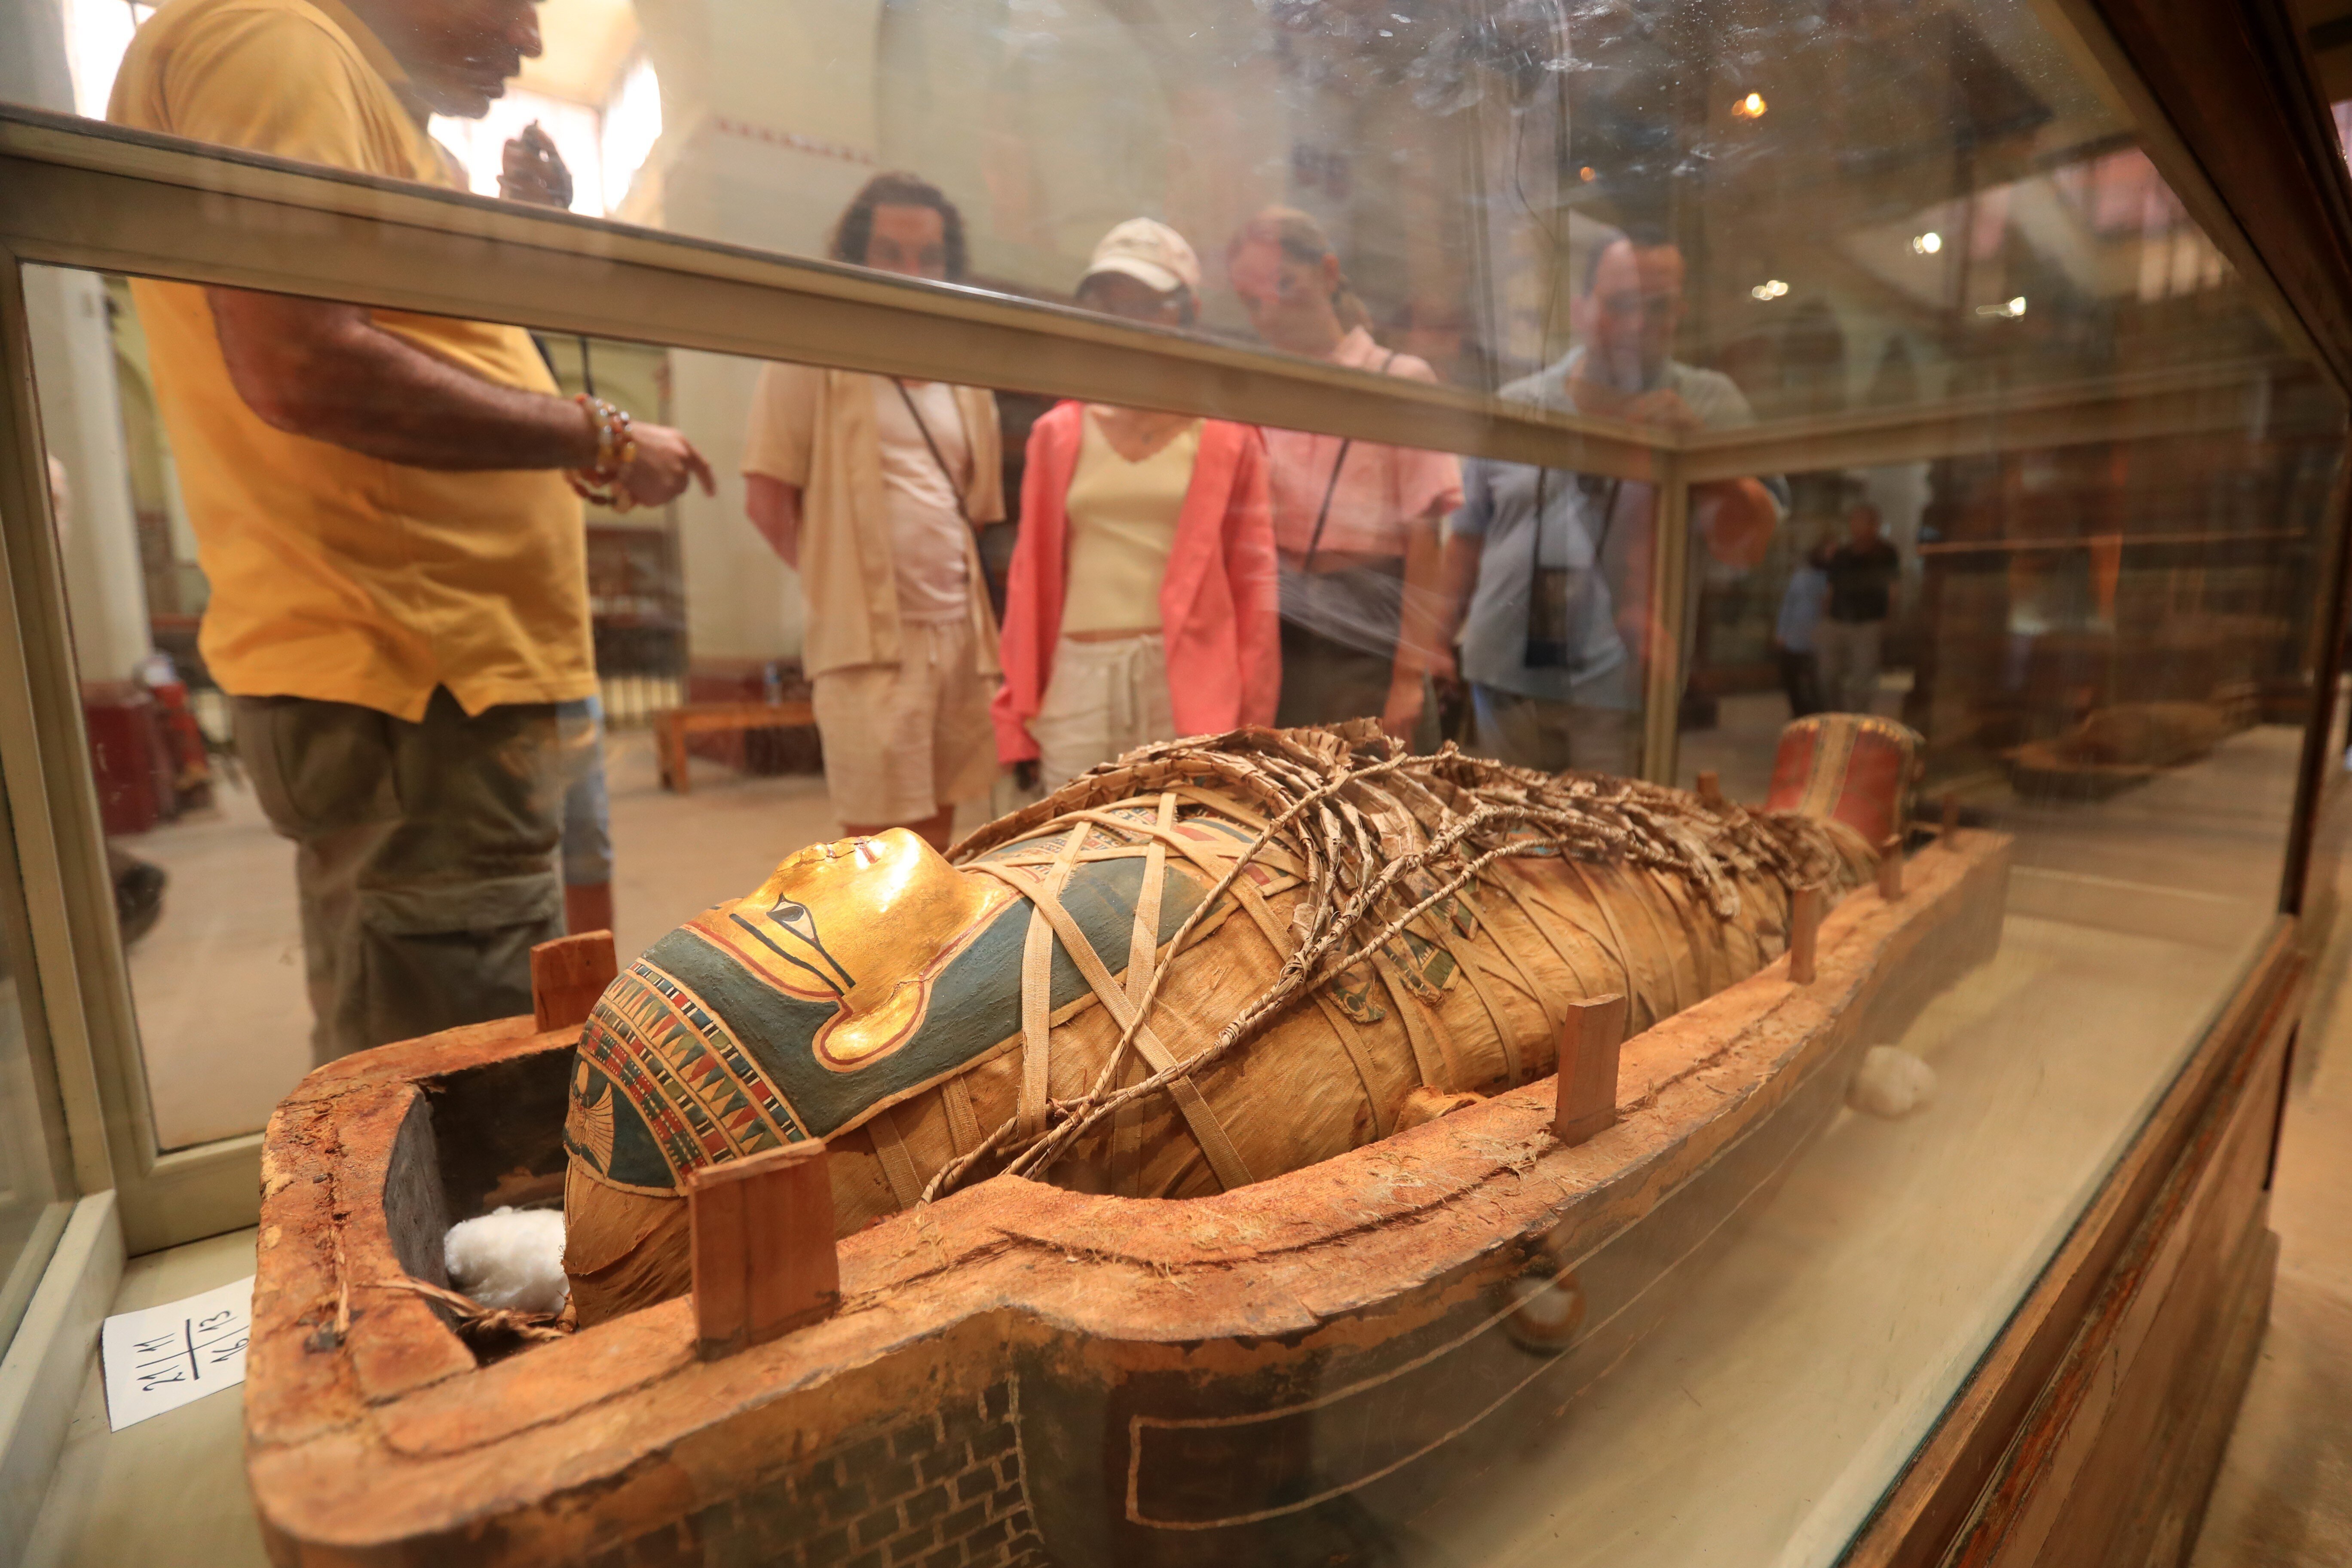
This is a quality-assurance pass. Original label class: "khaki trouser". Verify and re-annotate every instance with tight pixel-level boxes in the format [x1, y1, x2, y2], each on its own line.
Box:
[1029, 633, 1175, 790]
[1469, 676, 1639, 777]
[235, 688, 567, 1064]
[810, 615, 999, 827]
[1813, 617, 1884, 715]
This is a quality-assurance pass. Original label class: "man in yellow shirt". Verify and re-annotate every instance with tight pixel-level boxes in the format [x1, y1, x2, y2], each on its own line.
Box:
[110, 0, 713, 1060]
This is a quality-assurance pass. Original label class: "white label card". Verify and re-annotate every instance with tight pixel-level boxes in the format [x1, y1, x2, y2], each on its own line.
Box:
[99, 1274, 255, 1432]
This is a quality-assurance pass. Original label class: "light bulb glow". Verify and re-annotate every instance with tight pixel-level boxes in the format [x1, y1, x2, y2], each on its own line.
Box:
[1910, 231, 1943, 255]
[1750, 279, 1789, 300]
[1735, 91, 1767, 118]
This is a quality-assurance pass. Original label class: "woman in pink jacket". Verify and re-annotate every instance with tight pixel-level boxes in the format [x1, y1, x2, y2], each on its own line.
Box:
[993, 220, 1281, 788]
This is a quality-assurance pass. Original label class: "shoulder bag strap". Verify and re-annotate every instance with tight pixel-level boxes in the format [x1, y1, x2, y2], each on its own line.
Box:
[891, 378, 1003, 608]
[891, 378, 977, 528]
[1300, 349, 1400, 573]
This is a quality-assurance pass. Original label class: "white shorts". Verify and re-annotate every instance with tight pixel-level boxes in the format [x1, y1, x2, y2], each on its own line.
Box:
[812, 616, 999, 825]
[1028, 633, 1175, 790]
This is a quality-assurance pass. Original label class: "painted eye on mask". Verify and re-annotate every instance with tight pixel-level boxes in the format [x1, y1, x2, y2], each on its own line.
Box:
[767, 899, 820, 946]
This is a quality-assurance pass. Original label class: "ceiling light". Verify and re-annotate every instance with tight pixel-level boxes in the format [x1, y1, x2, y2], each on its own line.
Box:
[1910, 231, 1942, 255]
[1974, 296, 2027, 318]
[1734, 91, 1767, 119]
[1751, 279, 1788, 300]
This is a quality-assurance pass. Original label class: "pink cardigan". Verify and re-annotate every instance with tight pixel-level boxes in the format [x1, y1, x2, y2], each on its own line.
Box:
[992, 404, 1281, 763]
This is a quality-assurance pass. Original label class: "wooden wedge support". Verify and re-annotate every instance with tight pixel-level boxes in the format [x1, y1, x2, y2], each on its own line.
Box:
[1696, 770, 1725, 808]
[1553, 992, 1629, 1146]
[1877, 835, 1905, 900]
[689, 1139, 839, 1360]
[530, 930, 618, 1032]
[1789, 886, 1823, 985]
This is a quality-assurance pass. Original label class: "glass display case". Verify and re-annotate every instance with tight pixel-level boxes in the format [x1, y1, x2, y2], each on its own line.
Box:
[0, 0, 2348, 1563]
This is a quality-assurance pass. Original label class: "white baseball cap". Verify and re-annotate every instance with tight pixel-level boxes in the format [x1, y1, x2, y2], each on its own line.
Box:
[1081, 217, 1202, 297]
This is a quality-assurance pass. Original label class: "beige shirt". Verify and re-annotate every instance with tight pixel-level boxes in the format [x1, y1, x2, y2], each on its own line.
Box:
[1061, 414, 1198, 636]
[742, 365, 1004, 678]
[110, 0, 592, 720]
[871, 379, 973, 622]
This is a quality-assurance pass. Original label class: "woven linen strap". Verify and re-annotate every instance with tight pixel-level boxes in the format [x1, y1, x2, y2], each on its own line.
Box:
[867, 1105, 924, 1211]
[1430, 919, 1523, 1086]
[1223, 875, 1392, 1140]
[1564, 858, 1666, 1017]
[967, 853, 1256, 1193]
[1016, 829, 1087, 1141]
[1458, 888, 1565, 1044]
[1493, 865, 1612, 1002]
[942, 1075, 983, 1155]
[1112, 795, 1177, 1186]
[1117, 798, 1391, 1140]
[1371, 950, 1458, 1091]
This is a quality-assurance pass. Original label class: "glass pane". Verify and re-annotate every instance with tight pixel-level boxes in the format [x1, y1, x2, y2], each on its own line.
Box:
[0, 0, 2309, 416]
[0, 725, 73, 1354]
[1655, 294, 2344, 1568]
[3, 0, 2347, 1559]
[22, 263, 1576, 1157]
[0, 644, 72, 1354]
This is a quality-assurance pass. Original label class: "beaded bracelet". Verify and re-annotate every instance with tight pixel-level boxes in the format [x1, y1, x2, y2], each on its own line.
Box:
[567, 394, 640, 511]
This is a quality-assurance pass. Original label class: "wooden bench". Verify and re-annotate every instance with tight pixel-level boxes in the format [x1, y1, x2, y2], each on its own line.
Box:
[653, 700, 816, 794]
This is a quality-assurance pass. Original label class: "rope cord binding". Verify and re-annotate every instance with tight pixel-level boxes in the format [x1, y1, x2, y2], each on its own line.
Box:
[925, 722, 1850, 1197]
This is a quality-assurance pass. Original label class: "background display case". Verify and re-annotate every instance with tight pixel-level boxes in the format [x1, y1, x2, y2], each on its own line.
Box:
[2, 0, 2351, 1563]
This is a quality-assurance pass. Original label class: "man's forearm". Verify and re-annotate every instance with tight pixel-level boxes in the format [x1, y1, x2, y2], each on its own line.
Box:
[1696, 477, 1776, 569]
[1393, 511, 1449, 672]
[745, 475, 804, 569]
[208, 288, 597, 472]
[1427, 530, 1484, 659]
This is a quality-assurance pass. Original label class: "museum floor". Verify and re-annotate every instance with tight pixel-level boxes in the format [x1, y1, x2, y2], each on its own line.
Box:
[118, 725, 1008, 1151]
[20, 703, 2352, 1565]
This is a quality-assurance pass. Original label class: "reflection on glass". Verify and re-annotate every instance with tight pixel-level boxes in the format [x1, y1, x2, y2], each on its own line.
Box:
[1436, 229, 1783, 776]
[25, 247, 723, 1147]
[6, 0, 2349, 1560]
[0, 0, 2289, 417]
[0, 778, 70, 1355]
[1653, 427, 2340, 1565]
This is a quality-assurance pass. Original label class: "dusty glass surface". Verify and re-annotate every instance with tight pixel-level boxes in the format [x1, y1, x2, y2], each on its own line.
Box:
[0, 758, 73, 1355]
[21, 259, 1571, 1151]
[0, 0, 2347, 1561]
[0, 0, 2297, 412]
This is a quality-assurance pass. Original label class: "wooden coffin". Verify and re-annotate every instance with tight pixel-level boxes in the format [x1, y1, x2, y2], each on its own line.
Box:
[245, 829, 2010, 1567]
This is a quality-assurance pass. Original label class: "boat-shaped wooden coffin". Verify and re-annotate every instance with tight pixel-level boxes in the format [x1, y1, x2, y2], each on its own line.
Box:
[244, 720, 2009, 1567]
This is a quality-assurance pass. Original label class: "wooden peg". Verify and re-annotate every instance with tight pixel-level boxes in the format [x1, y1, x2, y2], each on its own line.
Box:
[1788, 886, 1823, 985]
[689, 1139, 838, 1360]
[1876, 835, 1904, 900]
[1941, 792, 1961, 847]
[1695, 770, 1725, 809]
[1553, 992, 1629, 1146]
[531, 930, 618, 1032]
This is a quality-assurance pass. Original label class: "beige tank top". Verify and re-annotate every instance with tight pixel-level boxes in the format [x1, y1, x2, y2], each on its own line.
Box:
[1060, 412, 1200, 636]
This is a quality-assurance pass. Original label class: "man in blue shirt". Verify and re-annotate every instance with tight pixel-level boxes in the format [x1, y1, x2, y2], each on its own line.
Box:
[1775, 551, 1829, 718]
[1432, 230, 1785, 775]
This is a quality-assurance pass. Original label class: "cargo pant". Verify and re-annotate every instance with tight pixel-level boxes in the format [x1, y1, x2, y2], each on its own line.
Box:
[236, 688, 567, 1064]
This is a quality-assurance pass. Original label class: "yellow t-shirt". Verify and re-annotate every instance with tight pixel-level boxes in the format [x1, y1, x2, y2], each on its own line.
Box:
[109, 0, 593, 719]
